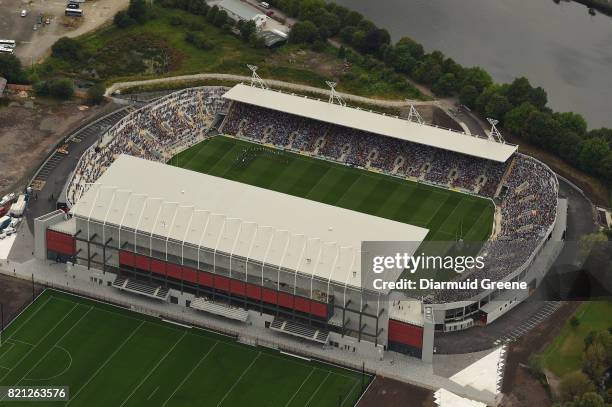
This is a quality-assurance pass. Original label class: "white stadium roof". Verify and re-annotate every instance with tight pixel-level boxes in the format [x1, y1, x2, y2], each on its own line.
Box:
[223, 84, 517, 162]
[72, 155, 428, 288]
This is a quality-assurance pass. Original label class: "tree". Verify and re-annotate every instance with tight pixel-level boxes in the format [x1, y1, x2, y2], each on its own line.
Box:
[559, 371, 595, 402]
[579, 137, 610, 175]
[289, 21, 318, 44]
[206, 5, 218, 23]
[127, 0, 148, 23]
[87, 84, 106, 105]
[506, 77, 533, 106]
[528, 86, 548, 110]
[504, 102, 537, 135]
[51, 37, 85, 62]
[554, 111, 588, 136]
[459, 85, 479, 108]
[239, 20, 256, 42]
[114, 10, 135, 27]
[522, 111, 561, 149]
[213, 9, 228, 27]
[48, 78, 75, 100]
[432, 73, 457, 96]
[485, 93, 512, 121]
[459, 66, 492, 93]
[583, 341, 607, 383]
[395, 37, 424, 60]
[575, 392, 605, 407]
[0, 53, 25, 83]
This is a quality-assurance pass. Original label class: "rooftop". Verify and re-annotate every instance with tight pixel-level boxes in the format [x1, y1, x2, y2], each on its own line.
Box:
[71, 155, 429, 288]
[222, 84, 518, 162]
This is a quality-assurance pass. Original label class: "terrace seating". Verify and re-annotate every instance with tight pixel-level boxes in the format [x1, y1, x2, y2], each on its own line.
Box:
[269, 318, 328, 344]
[190, 297, 249, 322]
[112, 276, 170, 301]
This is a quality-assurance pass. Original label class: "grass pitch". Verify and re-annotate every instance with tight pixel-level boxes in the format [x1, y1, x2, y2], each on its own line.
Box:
[170, 136, 494, 242]
[0, 291, 366, 407]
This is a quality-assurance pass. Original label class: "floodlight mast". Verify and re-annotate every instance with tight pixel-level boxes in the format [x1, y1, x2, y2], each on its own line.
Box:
[407, 103, 424, 125]
[487, 118, 505, 143]
[326, 81, 346, 106]
[247, 64, 268, 89]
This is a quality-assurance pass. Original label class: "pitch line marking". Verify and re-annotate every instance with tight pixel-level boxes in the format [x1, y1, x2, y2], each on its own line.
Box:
[0, 302, 78, 383]
[67, 321, 145, 405]
[161, 340, 219, 407]
[1, 296, 54, 345]
[284, 367, 315, 407]
[304, 371, 331, 407]
[216, 351, 261, 407]
[147, 386, 160, 401]
[119, 331, 188, 407]
[340, 379, 360, 407]
[9, 338, 35, 347]
[13, 306, 93, 388]
[24, 345, 74, 381]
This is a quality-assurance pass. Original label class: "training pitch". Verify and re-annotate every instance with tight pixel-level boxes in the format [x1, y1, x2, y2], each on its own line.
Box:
[170, 136, 495, 242]
[0, 291, 367, 406]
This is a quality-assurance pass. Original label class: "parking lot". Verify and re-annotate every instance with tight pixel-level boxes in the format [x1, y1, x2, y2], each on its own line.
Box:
[0, 0, 128, 64]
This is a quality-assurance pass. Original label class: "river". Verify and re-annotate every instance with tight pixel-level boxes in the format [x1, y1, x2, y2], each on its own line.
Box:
[333, 0, 612, 129]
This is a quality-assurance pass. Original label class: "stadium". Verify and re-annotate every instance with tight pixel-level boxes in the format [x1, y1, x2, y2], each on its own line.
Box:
[33, 77, 567, 364]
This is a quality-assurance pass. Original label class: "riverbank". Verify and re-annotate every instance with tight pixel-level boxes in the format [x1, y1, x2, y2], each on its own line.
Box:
[572, 0, 612, 15]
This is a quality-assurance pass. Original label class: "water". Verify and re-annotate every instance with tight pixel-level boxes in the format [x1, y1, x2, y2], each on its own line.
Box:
[334, 0, 612, 128]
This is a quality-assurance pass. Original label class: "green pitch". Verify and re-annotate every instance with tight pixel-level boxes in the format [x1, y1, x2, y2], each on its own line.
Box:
[0, 291, 367, 407]
[170, 136, 494, 242]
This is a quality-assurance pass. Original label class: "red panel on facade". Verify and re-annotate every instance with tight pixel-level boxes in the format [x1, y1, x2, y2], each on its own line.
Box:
[198, 271, 213, 287]
[278, 292, 294, 309]
[151, 259, 166, 274]
[310, 302, 329, 319]
[388, 319, 423, 349]
[294, 297, 311, 314]
[166, 263, 182, 279]
[230, 280, 246, 296]
[46, 230, 75, 256]
[261, 288, 277, 305]
[134, 254, 150, 271]
[182, 267, 198, 284]
[246, 284, 261, 300]
[119, 250, 134, 267]
[214, 275, 230, 291]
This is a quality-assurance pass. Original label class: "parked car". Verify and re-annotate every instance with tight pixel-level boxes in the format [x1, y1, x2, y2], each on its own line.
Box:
[33, 24, 38, 31]
[260, 2, 270, 9]
[21, 9, 27, 17]
[67, 3, 80, 9]
[266, 10, 274, 16]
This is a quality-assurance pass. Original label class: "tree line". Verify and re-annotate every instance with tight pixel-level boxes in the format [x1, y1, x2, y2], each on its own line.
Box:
[274, 0, 612, 186]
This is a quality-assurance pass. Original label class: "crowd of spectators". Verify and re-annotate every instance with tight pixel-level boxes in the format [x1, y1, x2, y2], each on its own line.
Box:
[67, 87, 229, 206]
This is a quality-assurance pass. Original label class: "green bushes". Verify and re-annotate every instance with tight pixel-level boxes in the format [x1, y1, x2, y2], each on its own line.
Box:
[34, 78, 75, 99]
[185, 31, 214, 50]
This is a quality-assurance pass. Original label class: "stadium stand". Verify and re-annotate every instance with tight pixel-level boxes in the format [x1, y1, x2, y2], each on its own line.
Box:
[270, 318, 330, 344]
[112, 276, 170, 301]
[190, 297, 249, 322]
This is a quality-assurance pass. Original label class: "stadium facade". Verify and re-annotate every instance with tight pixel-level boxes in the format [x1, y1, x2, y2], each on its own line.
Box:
[34, 83, 567, 362]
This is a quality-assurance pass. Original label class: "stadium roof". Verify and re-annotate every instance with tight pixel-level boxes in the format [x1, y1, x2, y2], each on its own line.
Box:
[223, 84, 518, 162]
[72, 155, 428, 288]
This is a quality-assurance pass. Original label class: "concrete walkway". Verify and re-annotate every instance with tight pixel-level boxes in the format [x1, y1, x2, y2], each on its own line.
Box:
[105, 73, 435, 107]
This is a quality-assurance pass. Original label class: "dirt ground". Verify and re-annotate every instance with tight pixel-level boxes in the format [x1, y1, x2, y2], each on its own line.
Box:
[500, 301, 581, 407]
[0, 0, 129, 64]
[358, 376, 435, 407]
[0, 91, 115, 196]
[0, 273, 43, 326]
